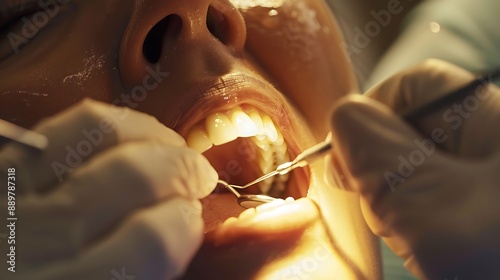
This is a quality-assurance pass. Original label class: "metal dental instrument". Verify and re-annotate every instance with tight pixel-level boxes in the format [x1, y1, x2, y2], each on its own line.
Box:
[0, 119, 48, 151]
[216, 136, 335, 208]
[230, 70, 500, 190]
[231, 133, 333, 190]
[217, 180, 276, 208]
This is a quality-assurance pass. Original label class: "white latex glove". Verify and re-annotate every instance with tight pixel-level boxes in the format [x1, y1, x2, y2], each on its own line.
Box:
[328, 60, 500, 279]
[0, 99, 217, 280]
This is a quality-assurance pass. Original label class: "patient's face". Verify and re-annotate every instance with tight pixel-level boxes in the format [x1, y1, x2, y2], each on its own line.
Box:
[0, 0, 379, 278]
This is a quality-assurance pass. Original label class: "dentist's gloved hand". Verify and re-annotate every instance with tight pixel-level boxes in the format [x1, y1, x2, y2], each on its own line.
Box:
[328, 60, 500, 279]
[0, 99, 217, 280]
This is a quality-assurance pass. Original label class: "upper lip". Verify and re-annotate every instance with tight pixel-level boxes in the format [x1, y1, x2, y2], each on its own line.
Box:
[171, 71, 304, 162]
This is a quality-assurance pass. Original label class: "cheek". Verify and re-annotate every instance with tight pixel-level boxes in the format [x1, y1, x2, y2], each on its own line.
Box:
[0, 7, 193, 130]
[240, 0, 358, 138]
[0, 53, 119, 128]
[244, 1, 325, 64]
[0, 1, 130, 128]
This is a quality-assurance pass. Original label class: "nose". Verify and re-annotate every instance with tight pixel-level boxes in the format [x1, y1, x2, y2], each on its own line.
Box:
[119, 0, 246, 86]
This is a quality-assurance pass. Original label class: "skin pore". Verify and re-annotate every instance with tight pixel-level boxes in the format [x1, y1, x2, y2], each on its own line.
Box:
[0, 0, 380, 278]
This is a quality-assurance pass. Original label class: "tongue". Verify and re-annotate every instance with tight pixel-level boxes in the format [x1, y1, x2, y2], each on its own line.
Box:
[203, 137, 263, 190]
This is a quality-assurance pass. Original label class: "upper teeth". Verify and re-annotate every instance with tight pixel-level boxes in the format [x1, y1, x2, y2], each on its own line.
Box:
[186, 106, 290, 195]
[186, 106, 283, 153]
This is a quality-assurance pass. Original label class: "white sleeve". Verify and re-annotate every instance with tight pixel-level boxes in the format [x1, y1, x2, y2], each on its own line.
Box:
[366, 0, 500, 89]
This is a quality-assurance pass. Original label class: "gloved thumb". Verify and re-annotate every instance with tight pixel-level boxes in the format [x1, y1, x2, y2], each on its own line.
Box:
[329, 94, 434, 200]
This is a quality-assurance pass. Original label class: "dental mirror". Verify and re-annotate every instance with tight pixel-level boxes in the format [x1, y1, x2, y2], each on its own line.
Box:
[217, 180, 276, 208]
[237, 194, 276, 208]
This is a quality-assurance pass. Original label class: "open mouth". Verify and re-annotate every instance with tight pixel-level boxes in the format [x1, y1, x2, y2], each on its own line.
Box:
[186, 105, 292, 196]
[174, 73, 312, 230]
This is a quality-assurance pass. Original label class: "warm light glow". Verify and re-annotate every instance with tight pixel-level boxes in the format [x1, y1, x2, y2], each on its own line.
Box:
[229, 0, 285, 10]
[229, 108, 258, 137]
[430, 21, 441, 33]
[256, 213, 363, 279]
[268, 9, 278, 16]
[307, 162, 375, 279]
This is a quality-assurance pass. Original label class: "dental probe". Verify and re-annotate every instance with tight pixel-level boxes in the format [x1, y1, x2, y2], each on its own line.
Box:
[231, 133, 333, 189]
[231, 70, 500, 190]
[217, 180, 276, 208]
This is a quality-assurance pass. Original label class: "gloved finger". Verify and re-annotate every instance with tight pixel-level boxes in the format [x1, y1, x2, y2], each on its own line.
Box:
[20, 198, 203, 280]
[329, 94, 446, 202]
[16, 141, 217, 264]
[0, 98, 185, 193]
[364, 59, 500, 155]
[446, 82, 500, 158]
[330, 94, 463, 237]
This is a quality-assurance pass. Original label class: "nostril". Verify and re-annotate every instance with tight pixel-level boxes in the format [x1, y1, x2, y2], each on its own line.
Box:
[206, 5, 230, 45]
[142, 14, 183, 64]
